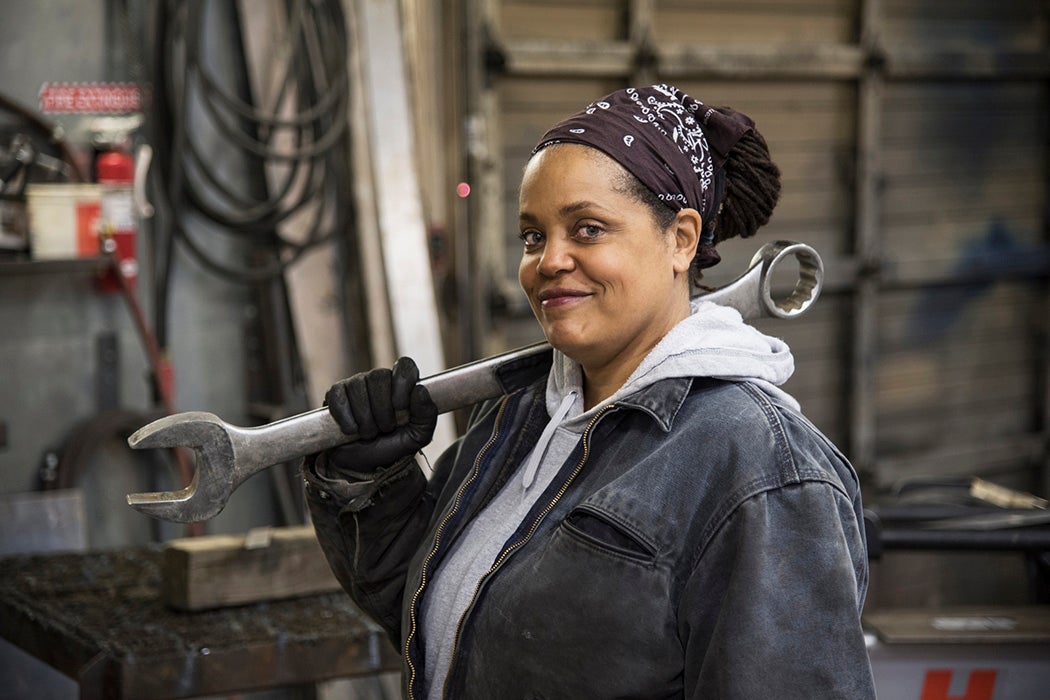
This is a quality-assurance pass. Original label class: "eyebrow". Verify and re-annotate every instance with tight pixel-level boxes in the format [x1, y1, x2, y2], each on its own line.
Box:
[519, 200, 608, 223]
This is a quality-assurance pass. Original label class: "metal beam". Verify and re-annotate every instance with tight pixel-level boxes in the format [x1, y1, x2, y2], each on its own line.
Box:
[494, 40, 1050, 82]
[499, 39, 635, 78]
[347, 0, 458, 459]
[660, 44, 865, 80]
[848, 0, 884, 484]
[885, 48, 1050, 80]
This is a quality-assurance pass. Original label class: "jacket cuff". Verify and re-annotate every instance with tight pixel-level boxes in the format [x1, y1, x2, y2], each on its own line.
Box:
[302, 452, 419, 513]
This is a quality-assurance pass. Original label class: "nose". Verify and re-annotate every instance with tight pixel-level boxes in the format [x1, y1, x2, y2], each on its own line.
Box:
[535, 234, 575, 277]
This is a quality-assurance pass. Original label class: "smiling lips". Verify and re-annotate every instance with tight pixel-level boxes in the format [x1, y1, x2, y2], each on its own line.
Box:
[537, 287, 591, 308]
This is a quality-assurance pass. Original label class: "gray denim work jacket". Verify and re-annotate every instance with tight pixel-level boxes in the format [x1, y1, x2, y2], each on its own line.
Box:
[304, 373, 876, 699]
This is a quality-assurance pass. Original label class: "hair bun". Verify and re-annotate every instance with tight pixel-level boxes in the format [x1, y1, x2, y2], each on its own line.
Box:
[711, 109, 781, 244]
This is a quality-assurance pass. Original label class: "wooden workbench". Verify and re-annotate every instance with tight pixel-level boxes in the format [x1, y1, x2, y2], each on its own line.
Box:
[0, 546, 400, 699]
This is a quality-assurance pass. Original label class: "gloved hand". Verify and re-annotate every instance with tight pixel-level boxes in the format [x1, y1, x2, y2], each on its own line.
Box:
[321, 356, 438, 477]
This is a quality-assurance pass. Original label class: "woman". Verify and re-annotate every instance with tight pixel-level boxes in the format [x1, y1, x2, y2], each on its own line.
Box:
[304, 85, 875, 699]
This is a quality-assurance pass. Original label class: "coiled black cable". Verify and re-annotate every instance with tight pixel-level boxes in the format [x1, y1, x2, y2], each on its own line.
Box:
[149, 0, 351, 291]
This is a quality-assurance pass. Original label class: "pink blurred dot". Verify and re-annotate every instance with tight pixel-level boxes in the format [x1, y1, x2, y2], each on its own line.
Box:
[456, 182, 471, 198]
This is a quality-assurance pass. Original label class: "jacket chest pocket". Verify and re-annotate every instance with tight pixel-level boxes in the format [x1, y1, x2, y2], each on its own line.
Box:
[561, 503, 658, 565]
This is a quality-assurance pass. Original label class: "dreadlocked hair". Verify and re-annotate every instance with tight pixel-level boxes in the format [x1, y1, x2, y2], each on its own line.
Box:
[710, 109, 781, 246]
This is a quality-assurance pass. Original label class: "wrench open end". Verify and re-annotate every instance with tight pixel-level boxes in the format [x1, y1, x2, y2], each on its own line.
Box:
[126, 412, 237, 523]
[126, 473, 211, 523]
[128, 411, 224, 450]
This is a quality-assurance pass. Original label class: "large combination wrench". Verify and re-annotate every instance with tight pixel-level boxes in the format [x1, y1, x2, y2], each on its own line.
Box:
[126, 240, 823, 523]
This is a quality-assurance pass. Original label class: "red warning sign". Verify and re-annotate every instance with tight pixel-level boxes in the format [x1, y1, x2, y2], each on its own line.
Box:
[920, 669, 998, 700]
[39, 82, 141, 114]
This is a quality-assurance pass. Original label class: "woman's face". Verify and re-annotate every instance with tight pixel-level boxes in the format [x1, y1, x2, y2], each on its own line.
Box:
[518, 144, 698, 377]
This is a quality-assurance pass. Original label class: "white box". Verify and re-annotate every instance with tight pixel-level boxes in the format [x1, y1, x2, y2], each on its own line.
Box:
[25, 183, 102, 260]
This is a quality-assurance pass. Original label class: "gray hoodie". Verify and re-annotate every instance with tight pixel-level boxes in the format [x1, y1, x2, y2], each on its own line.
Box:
[421, 298, 796, 698]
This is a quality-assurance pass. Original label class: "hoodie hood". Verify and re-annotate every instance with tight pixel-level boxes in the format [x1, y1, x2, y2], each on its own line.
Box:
[548, 298, 798, 428]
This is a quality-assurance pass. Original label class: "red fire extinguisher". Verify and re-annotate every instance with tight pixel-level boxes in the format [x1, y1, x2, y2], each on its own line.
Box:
[96, 150, 138, 292]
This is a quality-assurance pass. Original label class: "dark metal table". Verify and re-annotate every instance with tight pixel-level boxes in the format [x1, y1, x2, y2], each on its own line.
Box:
[0, 546, 400, 699]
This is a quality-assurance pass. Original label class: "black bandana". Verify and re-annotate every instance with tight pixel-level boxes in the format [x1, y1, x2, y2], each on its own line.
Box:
[533, 85, 755, 268]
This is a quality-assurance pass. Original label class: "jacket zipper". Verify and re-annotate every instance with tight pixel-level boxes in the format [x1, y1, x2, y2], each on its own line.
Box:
[439, 403, 617, 699]
[404, 394, 513, 700]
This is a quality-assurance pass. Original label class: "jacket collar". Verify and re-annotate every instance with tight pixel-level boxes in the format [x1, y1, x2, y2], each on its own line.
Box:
[535, 373, 696, 434]
[606, 374, 695, 432]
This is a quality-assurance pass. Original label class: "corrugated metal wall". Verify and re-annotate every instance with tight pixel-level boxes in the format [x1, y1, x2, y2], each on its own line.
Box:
[459, 0, 1049, 604]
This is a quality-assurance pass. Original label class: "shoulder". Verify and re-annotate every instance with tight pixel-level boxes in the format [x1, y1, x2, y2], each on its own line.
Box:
[668, 379, 866, 570]
[677, 377, 857, 493]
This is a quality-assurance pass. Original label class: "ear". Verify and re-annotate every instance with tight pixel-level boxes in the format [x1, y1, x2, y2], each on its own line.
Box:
[670, 208, 702, 275]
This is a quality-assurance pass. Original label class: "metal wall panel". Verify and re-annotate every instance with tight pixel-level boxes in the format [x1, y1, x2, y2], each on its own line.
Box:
[882, 0, 1047, 49]
[654, 0, 854, 44]
[875, 282, 1045, 486]
[669, 81, 858, 262]
[501, 0, 625, 41]
[463, 1, 1049, 611]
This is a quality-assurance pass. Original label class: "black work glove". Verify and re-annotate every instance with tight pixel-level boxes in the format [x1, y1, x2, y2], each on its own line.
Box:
[321, 356, 438, 478]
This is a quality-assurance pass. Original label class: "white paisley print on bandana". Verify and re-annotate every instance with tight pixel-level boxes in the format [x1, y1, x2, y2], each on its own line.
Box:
[626, 85, 714, 200]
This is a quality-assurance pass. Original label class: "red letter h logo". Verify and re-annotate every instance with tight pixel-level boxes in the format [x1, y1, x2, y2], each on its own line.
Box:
[920, 670, 997, 700]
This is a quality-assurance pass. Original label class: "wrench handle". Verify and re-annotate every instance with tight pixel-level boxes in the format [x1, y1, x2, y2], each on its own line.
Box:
[230, 340, 555, 468]
[235, 240, 824, 462]
[127, 241, 823, 523]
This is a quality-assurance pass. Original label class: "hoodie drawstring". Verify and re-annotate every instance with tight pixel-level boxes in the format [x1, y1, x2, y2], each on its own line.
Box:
[522, 391, 577, 489]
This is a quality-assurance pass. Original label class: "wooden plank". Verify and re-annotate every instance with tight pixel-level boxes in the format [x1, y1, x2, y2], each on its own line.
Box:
[654, 7, 852, 44]
[501, 40, 634, 76]
[161, 525, 341, 611]
[501, 2, 624, 41]
[659, 44, 863, 80]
